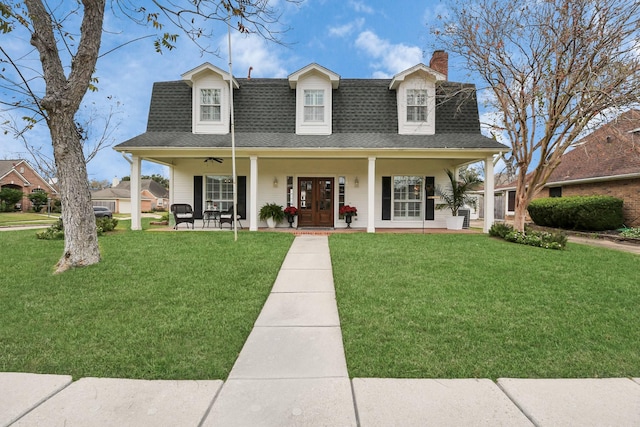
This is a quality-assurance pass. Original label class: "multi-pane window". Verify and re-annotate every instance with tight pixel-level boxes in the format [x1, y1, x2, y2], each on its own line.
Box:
[304, 90, 324, 122]
[393, 176, 423, 219]
[205, 176, 233, 211]
[338, 176, 345, 218]
[200, 89, 221, 121]
[406, 89, 428, 122]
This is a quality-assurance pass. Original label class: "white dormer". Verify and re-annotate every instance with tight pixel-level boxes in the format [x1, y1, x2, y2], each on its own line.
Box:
[182, 63, 239, 134]
[390, 64, 445, 135]
[288, 63, 340, 135]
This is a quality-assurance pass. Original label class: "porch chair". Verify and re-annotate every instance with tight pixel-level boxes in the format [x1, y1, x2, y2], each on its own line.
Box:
[171, 203, 195, 229]
[219, 204, 243, 229]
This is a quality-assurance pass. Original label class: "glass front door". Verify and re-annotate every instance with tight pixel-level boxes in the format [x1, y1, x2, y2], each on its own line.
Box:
[298, 177, 334, 227]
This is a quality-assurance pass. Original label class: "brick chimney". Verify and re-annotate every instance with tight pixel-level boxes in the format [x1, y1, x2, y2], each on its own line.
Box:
[429, 50, 448, 80]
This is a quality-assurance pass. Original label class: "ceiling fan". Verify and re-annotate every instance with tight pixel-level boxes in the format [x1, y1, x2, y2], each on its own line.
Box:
[204, 157, 223, 163]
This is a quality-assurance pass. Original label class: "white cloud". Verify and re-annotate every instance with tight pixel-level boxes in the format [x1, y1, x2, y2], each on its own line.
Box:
[354, 30, 423, 77]
[219, 32, 289, 78]
[328, 18, 365, 38]
[349, 0, 375, 14]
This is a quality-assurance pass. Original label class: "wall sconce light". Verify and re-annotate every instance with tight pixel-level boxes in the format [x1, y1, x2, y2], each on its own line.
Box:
[273, 177, 278, 187]
[354, 176, 359, 187]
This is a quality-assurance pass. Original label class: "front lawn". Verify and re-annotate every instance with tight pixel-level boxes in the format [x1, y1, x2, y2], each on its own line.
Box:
[330, 233, 640, 379]
[0, 229, 294, 380]
[0, 212, 59, 226]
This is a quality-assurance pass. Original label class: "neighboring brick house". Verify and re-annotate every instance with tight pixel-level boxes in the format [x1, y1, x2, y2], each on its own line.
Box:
[114, 52, 508, 231]
[499, 109, 640, 227]
[0, 159, 58, 212]
[91, 178, 169, 213]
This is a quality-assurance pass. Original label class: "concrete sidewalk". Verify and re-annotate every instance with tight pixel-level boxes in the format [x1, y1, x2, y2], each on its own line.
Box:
[2, 235, 640, 426]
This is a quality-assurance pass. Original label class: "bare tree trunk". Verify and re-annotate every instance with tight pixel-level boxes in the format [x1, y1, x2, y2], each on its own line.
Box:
[24, 0, 106, 272]
[50, 114, 100, 273]
[512, 166, 529, 232]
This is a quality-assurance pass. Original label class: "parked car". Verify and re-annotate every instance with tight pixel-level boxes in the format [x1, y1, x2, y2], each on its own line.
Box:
[93, 206, 113, 218]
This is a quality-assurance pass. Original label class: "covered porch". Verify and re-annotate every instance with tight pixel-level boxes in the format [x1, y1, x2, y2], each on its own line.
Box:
[120, 147, 498, 234]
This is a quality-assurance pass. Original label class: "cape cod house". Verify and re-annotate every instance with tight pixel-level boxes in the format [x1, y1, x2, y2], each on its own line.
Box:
[114, 51, 507, 231]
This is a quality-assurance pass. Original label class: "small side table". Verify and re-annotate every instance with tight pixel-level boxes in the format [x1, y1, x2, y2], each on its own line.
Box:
[203, 210, 220, 228]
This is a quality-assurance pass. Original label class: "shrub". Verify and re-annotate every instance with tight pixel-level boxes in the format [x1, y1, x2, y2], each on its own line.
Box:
[528, 196, 624, 231]
[503, 229, 567, 250]
[488, 222, 513, 238]
[0, 187, 23, 212]
[620, 228, 640, 238]
[36, 217, 118, 240]
[489, 222, 566, 250]
[96, 217, 118, 233]
[28, 191, 49, 213]
[36, 219, 64, 240]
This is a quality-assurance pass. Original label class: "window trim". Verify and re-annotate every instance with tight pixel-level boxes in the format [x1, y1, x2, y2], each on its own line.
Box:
[200, 88, 222, 122]
[303, 89, 325, 123]
[205, 175, 234, 212]
[392, 175, 424, 220]
[406, 89, 428, 122]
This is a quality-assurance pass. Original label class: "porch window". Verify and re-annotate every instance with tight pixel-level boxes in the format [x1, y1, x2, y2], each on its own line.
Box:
[287, 176, 294, 206]
[205, 176, 233, 211]
[406, 89, 427, 122]
[200, 88, 221, 121]
[393, 176, 423, 219]
[303, 90, 324, 122]
[338, 176, 345, 218]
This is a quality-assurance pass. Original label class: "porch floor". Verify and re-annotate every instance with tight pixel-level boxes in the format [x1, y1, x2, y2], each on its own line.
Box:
[166, 219, 484, 235]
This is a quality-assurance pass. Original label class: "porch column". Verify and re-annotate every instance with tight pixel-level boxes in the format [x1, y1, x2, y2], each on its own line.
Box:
[367, 156, 376, 233]
[484, 155, 495, 233]
[130, 155, 142, 230]
[249, 156, 258, 231]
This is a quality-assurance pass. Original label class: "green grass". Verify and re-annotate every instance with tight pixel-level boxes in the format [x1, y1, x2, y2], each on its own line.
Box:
[0, 212, 59, 226]
[330, 233, 640, 379]
[0, 229, 294, 380]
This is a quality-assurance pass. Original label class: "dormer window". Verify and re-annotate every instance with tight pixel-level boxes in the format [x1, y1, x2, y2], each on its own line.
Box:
[181, 62, 238, 134]
[289, 63, 340, 135]
[200, 89, 221, 121]
[406, 89, 428, 122]
[304, 90, 324, 122]
[390, 64, 445, 135]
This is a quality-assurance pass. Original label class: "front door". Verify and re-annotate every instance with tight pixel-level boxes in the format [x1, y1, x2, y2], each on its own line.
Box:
[298, 178, 334, 227]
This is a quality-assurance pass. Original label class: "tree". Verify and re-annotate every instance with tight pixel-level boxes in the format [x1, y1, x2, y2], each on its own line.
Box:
[0, 0, 295, 272]
[121, 174, 169, 188]
[28, 190, 48, 212]
[434, 0, 640, 231]
[0, 187, 22, 211]
[89, 179, 111, 191]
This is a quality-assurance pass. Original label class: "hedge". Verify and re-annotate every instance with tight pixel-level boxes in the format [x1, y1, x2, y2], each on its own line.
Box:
[527, 196, 624, 231]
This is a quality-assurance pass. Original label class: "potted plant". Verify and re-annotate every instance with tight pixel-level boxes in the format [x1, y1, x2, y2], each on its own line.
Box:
[259, 202, 285, 228]
[284, 206, 298, 228]
[436, 168, 482, 230]
[339, 205, 357, 228]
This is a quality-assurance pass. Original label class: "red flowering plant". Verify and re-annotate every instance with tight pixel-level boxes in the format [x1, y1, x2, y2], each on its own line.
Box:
[284, 206, 298, 216]
[339, 205, 357, 216]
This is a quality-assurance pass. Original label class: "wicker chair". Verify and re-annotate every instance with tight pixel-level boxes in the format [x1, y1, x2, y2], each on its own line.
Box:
[171, 203, 194, 229]
[219, 204, 243, 229]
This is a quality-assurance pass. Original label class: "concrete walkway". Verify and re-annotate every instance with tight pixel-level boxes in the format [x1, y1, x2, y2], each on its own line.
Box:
[2, 235, 640, 426]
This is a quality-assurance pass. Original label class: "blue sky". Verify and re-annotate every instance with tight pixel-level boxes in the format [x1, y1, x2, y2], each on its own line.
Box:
[1, 0, 487, 183]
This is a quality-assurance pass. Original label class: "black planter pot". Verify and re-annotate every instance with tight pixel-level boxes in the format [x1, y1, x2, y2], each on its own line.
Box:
[287, 215, 295, 228]
[345, 215, 352, 228]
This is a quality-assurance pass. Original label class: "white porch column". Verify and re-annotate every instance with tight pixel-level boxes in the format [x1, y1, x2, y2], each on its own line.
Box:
[130, 155, 142, 230]
[484, 155, 495, 233]
[250, 156, 258, 231]
[367, 156, 376, 233]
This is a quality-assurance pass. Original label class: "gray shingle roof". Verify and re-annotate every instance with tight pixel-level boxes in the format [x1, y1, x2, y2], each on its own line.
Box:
[117, 76, 506, 150]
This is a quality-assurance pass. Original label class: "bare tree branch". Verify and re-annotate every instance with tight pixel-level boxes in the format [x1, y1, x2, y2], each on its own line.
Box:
[434, 0, 640, 231]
